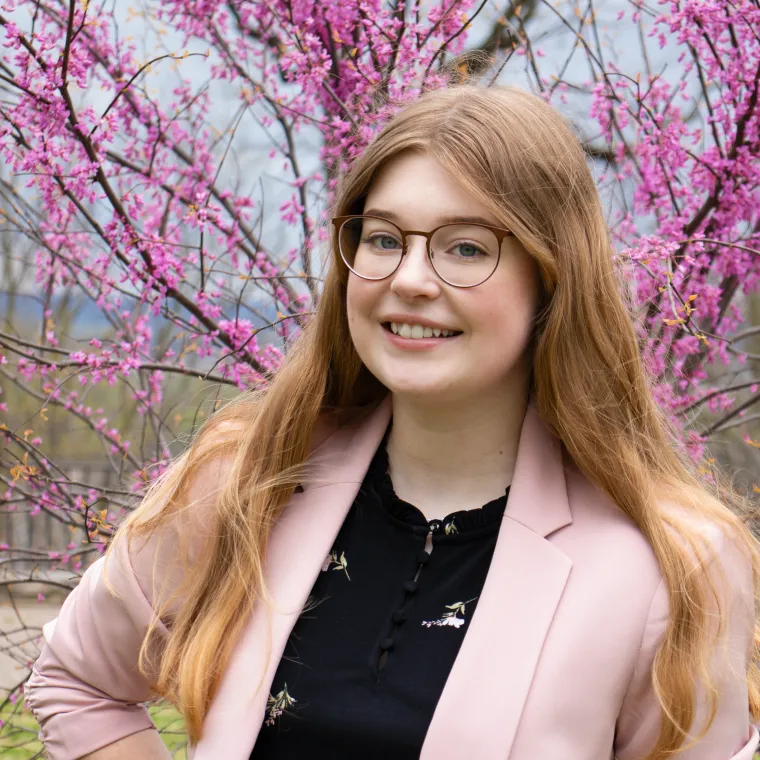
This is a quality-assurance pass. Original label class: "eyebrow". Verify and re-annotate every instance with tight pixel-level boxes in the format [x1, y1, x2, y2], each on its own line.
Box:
[363, 207, 499, 228]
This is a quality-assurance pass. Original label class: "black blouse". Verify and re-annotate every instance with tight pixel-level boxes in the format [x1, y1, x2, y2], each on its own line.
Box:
[250, 424, 511, 759]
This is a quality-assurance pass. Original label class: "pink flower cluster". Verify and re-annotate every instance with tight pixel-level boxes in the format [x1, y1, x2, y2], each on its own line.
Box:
[0, 4, 758, 699]
[587, 0, 760, 458]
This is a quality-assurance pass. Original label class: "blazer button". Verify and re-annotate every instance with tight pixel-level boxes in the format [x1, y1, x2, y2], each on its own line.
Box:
[403, 580, 418, 594]
[392, 610, 406, 624]
[380, 637, 395, 652]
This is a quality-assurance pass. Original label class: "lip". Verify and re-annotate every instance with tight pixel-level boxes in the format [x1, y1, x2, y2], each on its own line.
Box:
[380, 314, 462, 333]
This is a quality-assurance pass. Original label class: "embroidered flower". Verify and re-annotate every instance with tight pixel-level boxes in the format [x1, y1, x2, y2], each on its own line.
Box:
[433, 615, 465, 628]
[322, 549, 350, 579]
[444, 519, 458, 535]
[264, 683, 297, 727]
[421, 597, 476, 628]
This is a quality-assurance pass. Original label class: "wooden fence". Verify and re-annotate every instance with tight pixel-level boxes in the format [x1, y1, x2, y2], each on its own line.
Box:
[0, 462, 126, 593]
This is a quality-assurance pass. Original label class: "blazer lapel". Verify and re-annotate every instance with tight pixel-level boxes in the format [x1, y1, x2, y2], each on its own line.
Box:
[193, 398, 572, 760]
[420, 404, 573, 760]
[192, 397, 393, 760]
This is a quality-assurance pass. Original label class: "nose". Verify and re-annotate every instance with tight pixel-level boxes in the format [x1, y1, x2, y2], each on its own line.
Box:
[389, 234, 440, 297]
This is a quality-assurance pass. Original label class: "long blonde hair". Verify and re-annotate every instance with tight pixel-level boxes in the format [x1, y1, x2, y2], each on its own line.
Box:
[104, 84, 760, 759]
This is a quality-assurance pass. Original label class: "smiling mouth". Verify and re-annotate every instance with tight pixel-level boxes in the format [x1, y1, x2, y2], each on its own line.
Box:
[382, 322, 463, 339]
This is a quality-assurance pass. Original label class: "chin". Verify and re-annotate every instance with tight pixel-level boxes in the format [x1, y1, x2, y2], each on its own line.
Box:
[381, 378, 458, 401]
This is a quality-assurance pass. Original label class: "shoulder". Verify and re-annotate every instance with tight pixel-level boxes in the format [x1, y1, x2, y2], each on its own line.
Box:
[186, 402, 357, 491]
[558, 463, 662, 584]
[559, 462, 752, 564]
[559, 463, 755, 638]
[659, 505, 756, 629]
[116, 404, 355, 606]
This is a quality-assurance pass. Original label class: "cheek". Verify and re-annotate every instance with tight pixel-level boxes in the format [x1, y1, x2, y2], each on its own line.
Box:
[469, 275, 539, 348]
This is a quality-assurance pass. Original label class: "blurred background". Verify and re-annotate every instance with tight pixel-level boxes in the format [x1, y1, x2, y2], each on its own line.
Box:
[1, 0, 759, 755]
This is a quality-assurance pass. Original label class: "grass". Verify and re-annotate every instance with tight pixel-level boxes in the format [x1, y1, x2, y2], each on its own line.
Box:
[0, 702, 188, 759]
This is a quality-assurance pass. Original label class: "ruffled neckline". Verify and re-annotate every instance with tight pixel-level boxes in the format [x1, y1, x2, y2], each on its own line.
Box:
[366, 427, 510, 540]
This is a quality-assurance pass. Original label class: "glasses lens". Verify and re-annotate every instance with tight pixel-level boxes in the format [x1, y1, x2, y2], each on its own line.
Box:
[339, 216, 403, 280]
[430, 224, 500, 286]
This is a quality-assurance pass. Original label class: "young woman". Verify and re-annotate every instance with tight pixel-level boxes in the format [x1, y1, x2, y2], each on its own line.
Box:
[26, 85, 759, 760]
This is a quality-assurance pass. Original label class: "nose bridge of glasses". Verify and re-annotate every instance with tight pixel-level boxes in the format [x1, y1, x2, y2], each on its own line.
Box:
[400, 229, 432, 257]
[396, 231, 437, 282]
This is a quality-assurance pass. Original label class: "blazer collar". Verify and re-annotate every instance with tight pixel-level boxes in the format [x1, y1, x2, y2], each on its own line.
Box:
[192, 394, 573, 760]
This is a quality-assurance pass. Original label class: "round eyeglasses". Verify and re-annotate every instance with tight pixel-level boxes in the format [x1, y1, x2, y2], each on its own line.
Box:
[331, 215, 515, 288]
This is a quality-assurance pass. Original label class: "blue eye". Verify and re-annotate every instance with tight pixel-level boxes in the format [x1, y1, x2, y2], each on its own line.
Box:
[364, 234, 401, 251]
[446, 242, 488, 262]
[456, 244, 481, 258]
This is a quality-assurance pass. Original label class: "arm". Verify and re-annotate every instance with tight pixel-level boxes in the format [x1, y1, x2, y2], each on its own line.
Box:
[78, 727, 172, 760]
[614, 526, 759, 760]
[24, 457, 226, 760]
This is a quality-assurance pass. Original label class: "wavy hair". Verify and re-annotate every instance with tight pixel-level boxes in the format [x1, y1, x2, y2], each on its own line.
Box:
[104, 84, 760, 759]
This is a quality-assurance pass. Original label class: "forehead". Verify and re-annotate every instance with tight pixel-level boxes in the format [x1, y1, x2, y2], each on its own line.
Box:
[364, 151, 501, 228]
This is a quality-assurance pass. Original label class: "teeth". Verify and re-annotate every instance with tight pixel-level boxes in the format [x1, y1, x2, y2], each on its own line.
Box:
[389, 322, 458, 339]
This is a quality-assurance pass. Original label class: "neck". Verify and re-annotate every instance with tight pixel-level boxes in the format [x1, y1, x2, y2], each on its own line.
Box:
[385, 388, 528, 521]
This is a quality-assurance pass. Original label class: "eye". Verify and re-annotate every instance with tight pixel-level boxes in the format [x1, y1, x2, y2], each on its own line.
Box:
[364, 233, 401, 251]
[442, 241, 489, 261]
[454, 243, 484, 259]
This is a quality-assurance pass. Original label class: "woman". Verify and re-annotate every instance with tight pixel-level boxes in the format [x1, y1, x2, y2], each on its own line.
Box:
[25, 84, 759, 760]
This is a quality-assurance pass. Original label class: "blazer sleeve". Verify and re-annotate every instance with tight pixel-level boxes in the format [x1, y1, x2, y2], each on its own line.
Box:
[614, 525, 759, 760]
[23, 456, 227, 760]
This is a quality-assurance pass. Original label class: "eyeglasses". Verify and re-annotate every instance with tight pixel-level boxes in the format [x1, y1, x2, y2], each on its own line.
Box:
[331, 215, 515, 288]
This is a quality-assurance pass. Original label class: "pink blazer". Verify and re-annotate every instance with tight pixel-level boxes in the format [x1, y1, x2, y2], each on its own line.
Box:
[25, 396, 759, 760]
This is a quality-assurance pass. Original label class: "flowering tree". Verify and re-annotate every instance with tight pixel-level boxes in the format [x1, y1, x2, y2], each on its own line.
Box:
[0, 0, 759, 748]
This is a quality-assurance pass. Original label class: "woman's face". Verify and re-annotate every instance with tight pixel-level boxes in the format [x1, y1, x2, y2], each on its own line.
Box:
[345, 150, 542, 405]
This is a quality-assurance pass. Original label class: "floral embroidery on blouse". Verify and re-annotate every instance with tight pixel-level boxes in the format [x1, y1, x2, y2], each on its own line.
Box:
[421, 597, 477, 628]
[444, 519, 458, 535]
[322, 550, 350, 579]
[265, 683, 297, 726]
